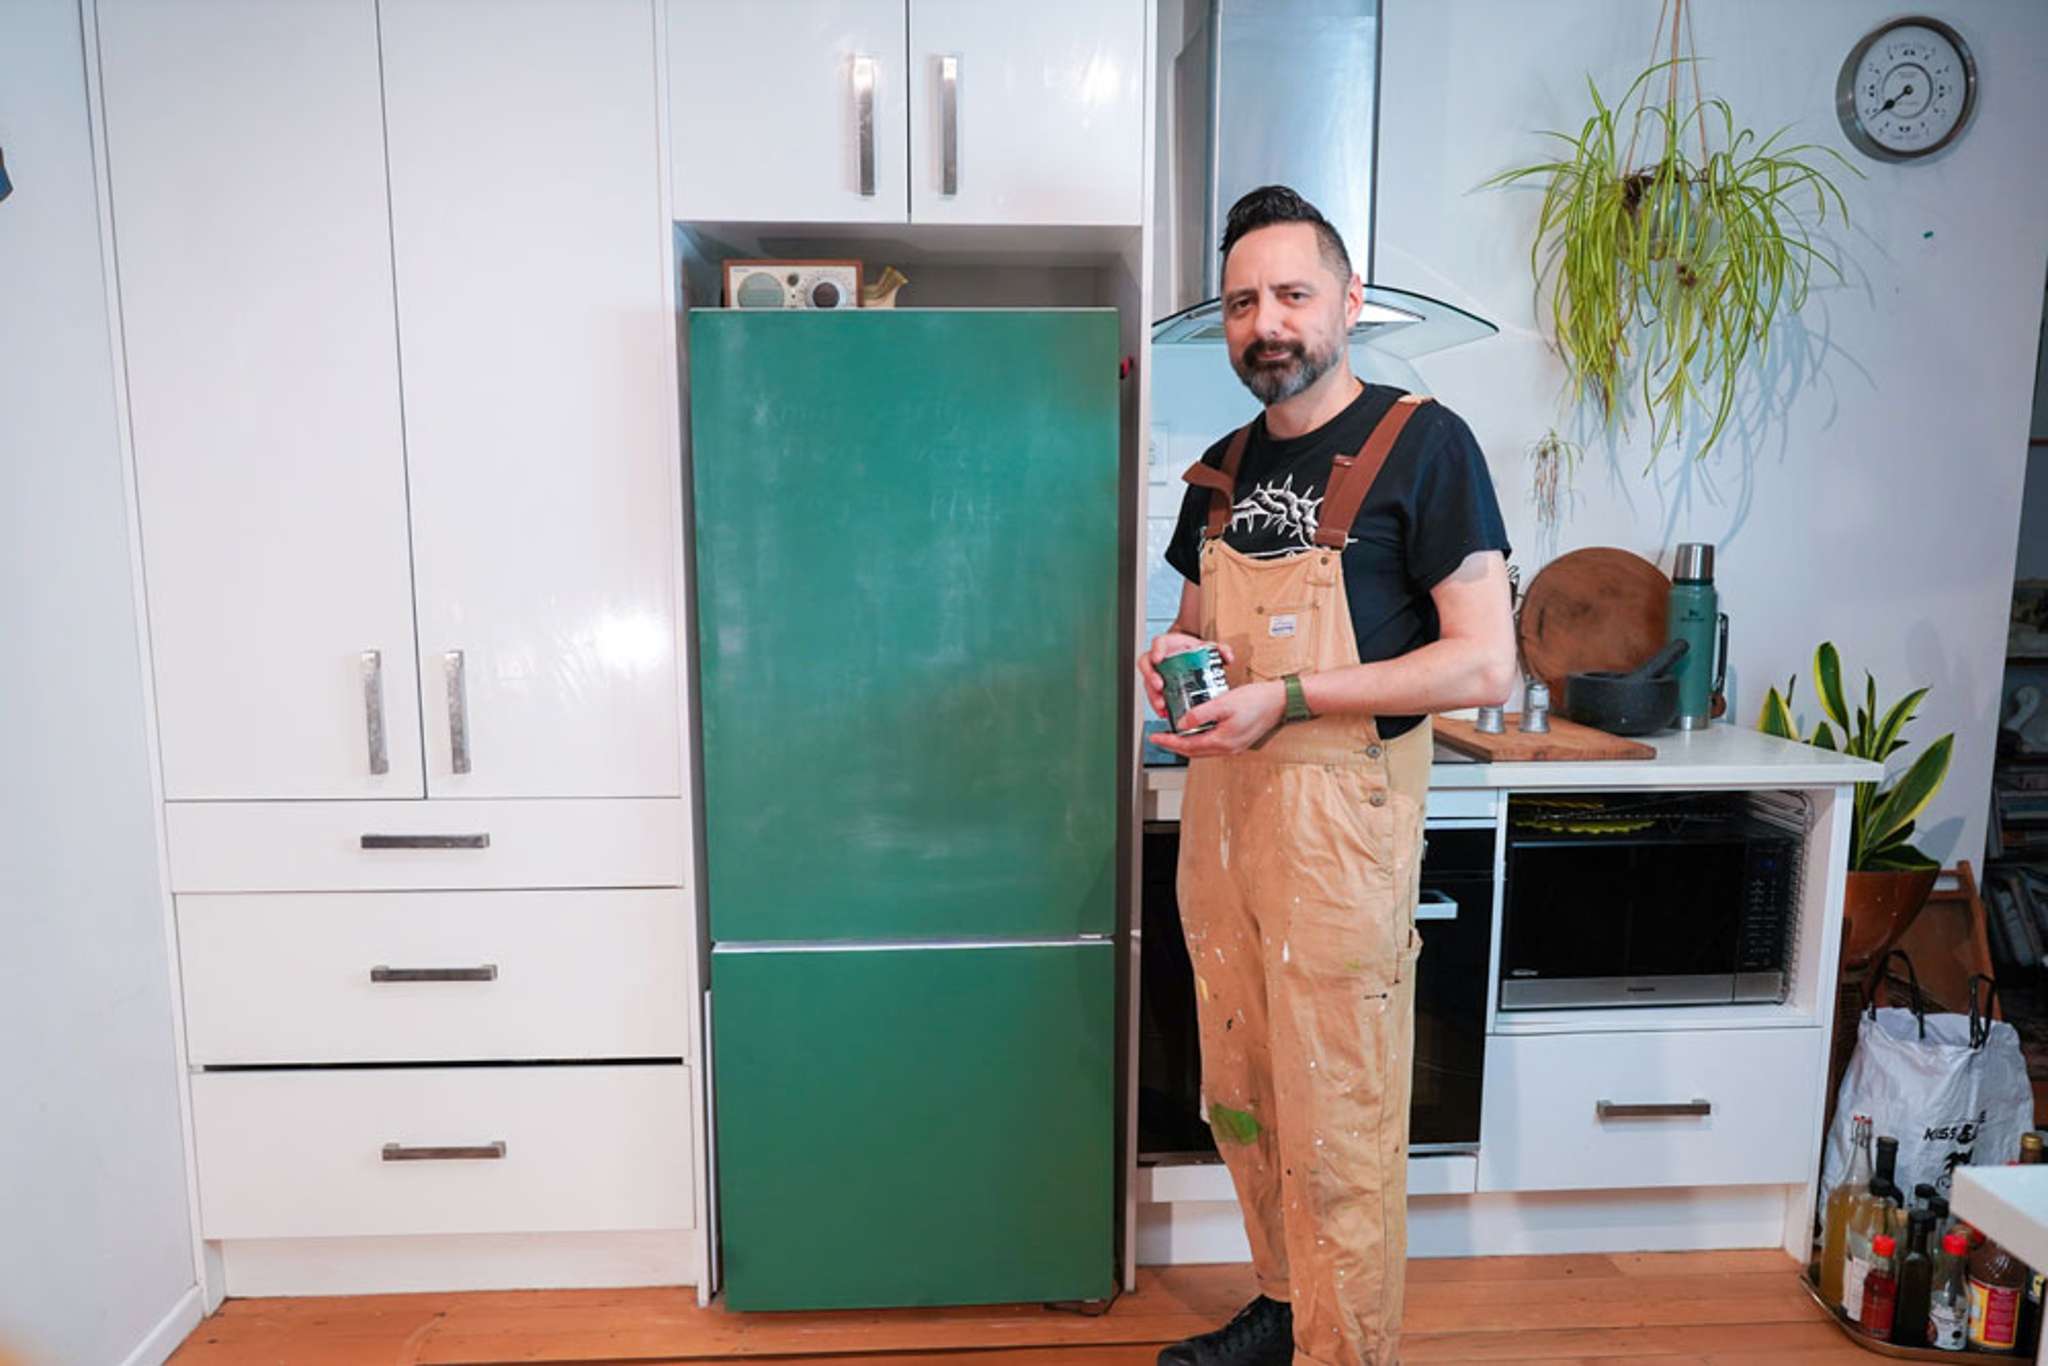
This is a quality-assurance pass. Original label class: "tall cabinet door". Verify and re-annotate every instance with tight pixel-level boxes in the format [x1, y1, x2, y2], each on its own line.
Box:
[98, 0, 424, 799]
[907, 0, 1145, 226]
[667, 0, 910, 223]
[691, 310, 1122, 943]
[381, 0, 683, 799]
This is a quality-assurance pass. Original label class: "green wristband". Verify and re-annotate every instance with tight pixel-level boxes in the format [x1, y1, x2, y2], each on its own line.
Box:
[1283, 673, 1314, 722]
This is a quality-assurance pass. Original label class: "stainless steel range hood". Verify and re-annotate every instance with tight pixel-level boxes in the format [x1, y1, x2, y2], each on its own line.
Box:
[1154, 0, 1496, 361]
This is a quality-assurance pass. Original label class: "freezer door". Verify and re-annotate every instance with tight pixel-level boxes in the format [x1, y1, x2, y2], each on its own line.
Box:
[712, 941, 1116, 1309]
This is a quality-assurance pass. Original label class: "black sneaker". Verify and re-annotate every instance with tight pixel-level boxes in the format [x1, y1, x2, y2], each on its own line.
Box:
[1156, 1294, 1293, 1366]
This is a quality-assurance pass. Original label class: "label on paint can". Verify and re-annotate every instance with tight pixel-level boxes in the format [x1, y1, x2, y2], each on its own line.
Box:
[1158, 646, 1230, 735]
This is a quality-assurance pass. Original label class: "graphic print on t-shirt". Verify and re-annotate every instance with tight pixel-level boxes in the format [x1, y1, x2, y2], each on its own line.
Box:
[1226, 473, 1350, 555]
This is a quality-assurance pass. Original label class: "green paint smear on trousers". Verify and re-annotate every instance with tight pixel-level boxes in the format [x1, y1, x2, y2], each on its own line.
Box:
[1209, 1102, 1263, 1145]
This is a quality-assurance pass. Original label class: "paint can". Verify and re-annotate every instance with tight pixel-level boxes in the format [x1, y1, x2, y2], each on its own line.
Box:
[1158, 646, 1230, 735]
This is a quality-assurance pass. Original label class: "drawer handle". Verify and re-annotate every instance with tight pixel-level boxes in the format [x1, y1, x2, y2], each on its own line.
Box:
[370, 965, 498, 983]
[381, 1141, 507, 1162]
[1416, 888, 1458, 921]
[359, 833, 491, 850]
[939, 54, 960, 196]
[851, 54, 877, 197]
[1596, 1099, 1712, 1120]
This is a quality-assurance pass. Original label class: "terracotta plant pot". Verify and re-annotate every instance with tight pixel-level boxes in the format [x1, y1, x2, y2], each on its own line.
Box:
[1840, 866, 1942, 971]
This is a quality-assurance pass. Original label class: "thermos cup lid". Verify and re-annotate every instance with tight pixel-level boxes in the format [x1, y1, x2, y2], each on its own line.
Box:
[1673, 543, 1715, 583]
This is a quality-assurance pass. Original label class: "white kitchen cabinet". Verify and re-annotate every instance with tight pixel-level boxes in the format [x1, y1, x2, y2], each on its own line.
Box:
[102, 0, 682, 801]
[667, 0, 910, 223]
[98, 0, 425, 800]
[665, 0, 1144, 227]
[381, 0, 682, 798]
[906, 0, 1146, 226]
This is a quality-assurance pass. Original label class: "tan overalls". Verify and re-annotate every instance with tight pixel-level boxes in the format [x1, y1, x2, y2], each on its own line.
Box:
[1177, 396, 1434, 1366]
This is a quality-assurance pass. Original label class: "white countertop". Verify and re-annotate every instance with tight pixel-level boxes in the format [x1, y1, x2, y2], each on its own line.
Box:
[1144, 718, 1881, 810]
[1952, 1167, 2048, 1271]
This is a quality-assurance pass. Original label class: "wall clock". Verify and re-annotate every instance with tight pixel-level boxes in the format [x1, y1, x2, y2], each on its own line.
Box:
[1837, 16, 1977, 161]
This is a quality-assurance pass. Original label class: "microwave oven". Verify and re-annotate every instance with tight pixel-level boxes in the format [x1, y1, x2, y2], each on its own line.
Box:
[1499, 791, 1804, 1010]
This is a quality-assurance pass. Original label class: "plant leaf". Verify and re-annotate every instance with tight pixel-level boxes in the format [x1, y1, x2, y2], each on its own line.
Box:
[1871, 687, 1928, 764]
[1812, 722, 1838, 751]
[1814, 643, 1848, 731]
[1865, 734, 1955, 849]
[1862, 843, 1939, 873]
[1758, 686, 1799, 740]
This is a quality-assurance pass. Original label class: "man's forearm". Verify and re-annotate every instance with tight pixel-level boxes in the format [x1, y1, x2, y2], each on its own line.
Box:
[1297, 637, 1515, 719]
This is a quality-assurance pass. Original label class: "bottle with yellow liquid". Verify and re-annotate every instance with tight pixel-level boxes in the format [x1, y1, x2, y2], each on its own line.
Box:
[1822, 1116, 1874, 1307]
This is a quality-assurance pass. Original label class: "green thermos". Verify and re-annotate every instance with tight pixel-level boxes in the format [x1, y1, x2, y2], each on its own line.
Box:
[1668, 543, 1728, 731]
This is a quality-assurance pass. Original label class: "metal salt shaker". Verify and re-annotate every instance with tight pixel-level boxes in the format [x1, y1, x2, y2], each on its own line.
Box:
[1520, 681, 1551, 733]
[1474, 704, 1506, 734]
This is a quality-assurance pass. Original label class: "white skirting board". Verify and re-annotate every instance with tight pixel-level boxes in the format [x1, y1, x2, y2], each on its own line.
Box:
[119, 1285, 205, 1366]
[1137, 1186, 1797, 1266]
[217, 1231, 700, 1297]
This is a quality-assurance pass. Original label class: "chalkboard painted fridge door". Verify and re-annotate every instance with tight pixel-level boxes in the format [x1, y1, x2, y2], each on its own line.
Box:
[689, 309, 1121, 944]
[712, 941, 1116, 1309]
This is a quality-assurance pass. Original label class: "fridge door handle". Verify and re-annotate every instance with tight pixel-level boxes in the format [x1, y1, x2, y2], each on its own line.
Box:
[852, 54, 877, 197]
[939, 55, 959, 196]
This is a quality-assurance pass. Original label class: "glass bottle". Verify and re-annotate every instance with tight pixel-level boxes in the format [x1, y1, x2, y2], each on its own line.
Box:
[2018, 1134, 2045, 1352]
[1822, 1116, 1872, 1307]
[1844, 1136, 1905, 1321]
[1929, 1230, 1971, 1351]
[1861, 1233, 1899, 1338]
[1892, 1210, 1934, 1345]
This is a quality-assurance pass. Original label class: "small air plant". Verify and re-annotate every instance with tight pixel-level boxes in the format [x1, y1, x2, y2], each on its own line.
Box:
[1528, 428, 1581, 531]
[1486, 11, 1857, 461]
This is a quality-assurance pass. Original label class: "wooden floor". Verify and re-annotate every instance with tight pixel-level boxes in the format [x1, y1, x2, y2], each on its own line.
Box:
[167, 1250, 1882, 1364]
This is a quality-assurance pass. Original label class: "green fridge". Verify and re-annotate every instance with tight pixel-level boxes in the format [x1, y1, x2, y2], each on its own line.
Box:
[690, 309, 1123, 1310]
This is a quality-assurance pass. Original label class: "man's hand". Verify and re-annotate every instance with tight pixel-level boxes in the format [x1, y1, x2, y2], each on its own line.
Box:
[1138, 631, 1236, 720]
[1148, 679, 1285, 758]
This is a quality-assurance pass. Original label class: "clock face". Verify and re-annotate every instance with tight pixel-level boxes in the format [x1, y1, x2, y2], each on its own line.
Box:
[1838, 18, 1976, 161]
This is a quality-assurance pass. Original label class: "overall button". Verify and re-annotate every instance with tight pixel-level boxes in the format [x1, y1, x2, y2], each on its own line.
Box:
[1369, 792, 1387, 808]
[1365, 743, 1383, 760]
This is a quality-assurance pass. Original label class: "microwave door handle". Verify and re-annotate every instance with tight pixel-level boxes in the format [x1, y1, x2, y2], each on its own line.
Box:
[1416, 888, 1458, 921]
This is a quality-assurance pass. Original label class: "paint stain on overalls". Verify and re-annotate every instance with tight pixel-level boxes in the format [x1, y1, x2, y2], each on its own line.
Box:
[1176, 396, 1434, 1366]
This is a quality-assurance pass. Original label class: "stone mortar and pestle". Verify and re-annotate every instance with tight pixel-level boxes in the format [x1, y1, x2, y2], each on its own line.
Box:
[1563, 638, 1690, 736]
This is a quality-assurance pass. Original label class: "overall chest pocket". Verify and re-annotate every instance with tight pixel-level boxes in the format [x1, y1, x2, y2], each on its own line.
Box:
[1244, 600, 1318, 679]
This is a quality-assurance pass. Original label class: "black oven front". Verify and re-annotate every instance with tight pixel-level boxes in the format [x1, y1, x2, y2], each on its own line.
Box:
[1138, 815, 1495, 1162]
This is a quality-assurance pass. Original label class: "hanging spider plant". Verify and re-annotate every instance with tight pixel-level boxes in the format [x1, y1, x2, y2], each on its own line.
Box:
[1487, 55, 1856, 459]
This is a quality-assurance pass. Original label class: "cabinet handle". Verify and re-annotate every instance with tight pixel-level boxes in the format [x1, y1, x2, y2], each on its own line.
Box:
[381, 1141, 506, 1162]
[1416, 888, 1458, 922]
[852, 54, 877, 197]
[370, 965, 497, 983]
[444, 649, 470, 774]
[939, 54, 959, 196]
[359, 833, 491, 850]
[1596, 1099, 1712, 1120]
[360, 650, 389, 775]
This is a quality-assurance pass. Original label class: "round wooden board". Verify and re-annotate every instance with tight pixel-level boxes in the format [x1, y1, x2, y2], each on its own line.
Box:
[1518, 547, 1671, 702]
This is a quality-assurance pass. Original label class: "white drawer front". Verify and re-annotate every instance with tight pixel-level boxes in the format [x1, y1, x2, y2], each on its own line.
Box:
[179, 890, 691, 1065]
[1477, 1027, 1821, 1193]
[192, 1066, 694, 1239]
[165, 798, 686, 892]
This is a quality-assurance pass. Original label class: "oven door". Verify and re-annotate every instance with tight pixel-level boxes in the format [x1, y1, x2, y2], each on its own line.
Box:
[1137, 820, 1494, 1161]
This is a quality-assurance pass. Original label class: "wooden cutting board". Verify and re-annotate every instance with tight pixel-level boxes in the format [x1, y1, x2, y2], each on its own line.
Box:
[1517, 547, 1671, 702]
[1435, 711, 1657, 762]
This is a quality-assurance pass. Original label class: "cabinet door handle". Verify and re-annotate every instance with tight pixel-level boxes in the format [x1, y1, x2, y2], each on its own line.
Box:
[939, 54, 959, 196]
[381, 1141, 506, 1162]
[1416, 888, 1458, 921]
[359, 833, 490, 850]
[360, 649, 388, 776]
[370, 965, 497, 983]
[1596, 1099, 1712, 1120]
[852, 54, 877, 197]
[444, 649, 470, 774]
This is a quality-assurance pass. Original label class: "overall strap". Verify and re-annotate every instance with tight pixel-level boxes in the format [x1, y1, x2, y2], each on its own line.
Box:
[1181, 424, 1253, 540]
[1313, 394, 1434, 550]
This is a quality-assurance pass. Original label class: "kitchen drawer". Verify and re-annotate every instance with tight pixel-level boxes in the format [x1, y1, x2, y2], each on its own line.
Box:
[1476, 1027, 1821, 1193]
[165, 798, 686, 892]
[179, 890, 691, 1065]
[192, 1065, 694, 1239]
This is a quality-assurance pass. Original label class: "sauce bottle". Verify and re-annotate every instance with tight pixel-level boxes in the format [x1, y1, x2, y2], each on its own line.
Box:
[1892, 1209, 1934, 1345]
[1861, 1233, 1899, 1337]
[1929, 1230, 1971, 1350]
[1970, 1235, 2028, 1349]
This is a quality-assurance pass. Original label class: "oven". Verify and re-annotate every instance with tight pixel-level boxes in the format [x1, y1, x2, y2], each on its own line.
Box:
[1137, 809, 1496, 1162]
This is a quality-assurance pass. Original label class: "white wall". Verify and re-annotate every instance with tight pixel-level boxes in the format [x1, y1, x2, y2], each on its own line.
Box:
[1378, 0, 2048, 867]
[2018, 280, 2048, 581]
[0, 2, 199, 1362]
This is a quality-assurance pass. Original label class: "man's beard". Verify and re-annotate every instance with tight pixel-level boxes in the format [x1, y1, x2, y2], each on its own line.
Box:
[1232, 334, 1340, 405]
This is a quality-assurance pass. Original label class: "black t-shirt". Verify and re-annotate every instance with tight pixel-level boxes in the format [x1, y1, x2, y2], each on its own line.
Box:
[1165, 383, 1511, 739]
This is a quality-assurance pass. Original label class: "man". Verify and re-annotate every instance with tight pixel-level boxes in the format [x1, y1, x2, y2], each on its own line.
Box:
[1141, 186, 1517, 1366]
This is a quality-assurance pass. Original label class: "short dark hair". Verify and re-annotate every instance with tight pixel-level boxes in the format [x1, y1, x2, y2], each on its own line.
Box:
[1219, 185, 1352, 284]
